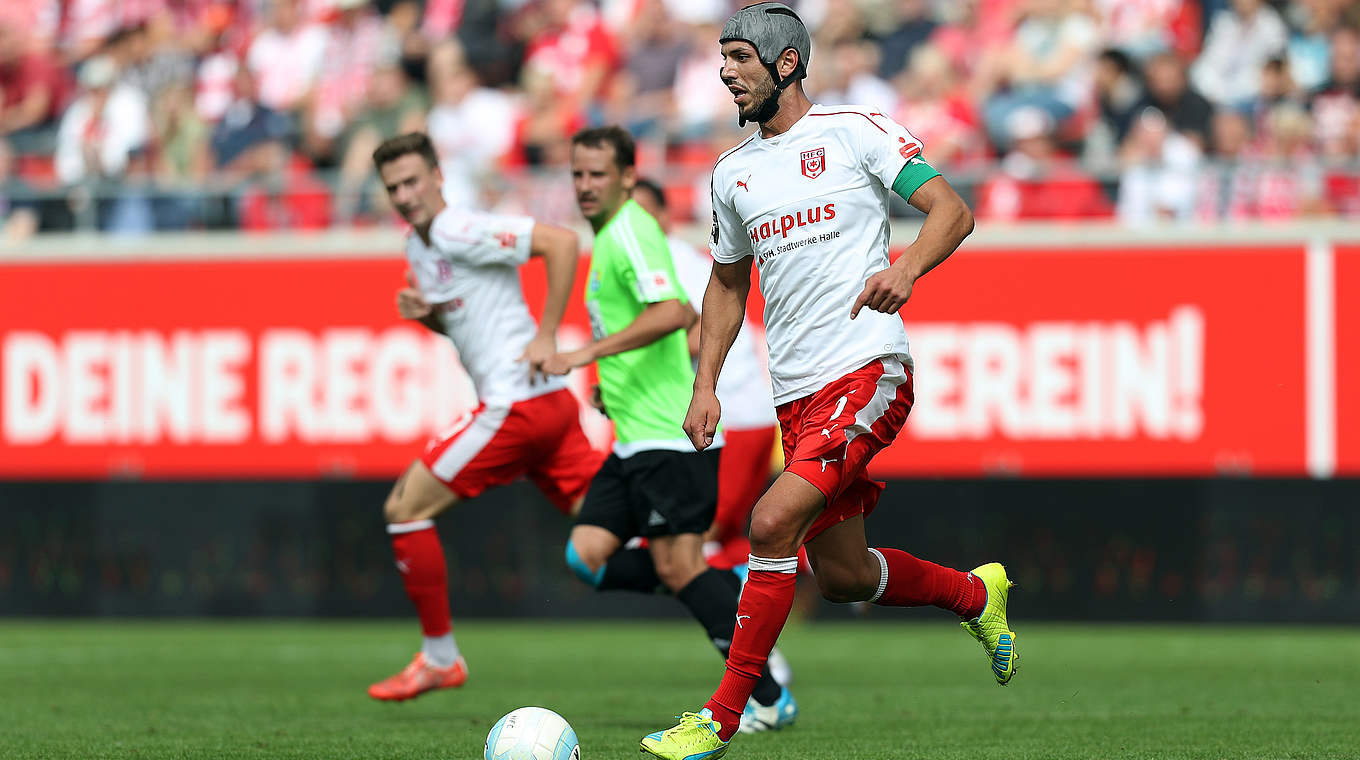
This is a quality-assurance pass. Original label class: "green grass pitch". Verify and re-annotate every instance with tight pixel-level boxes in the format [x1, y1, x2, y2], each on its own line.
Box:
[3, 619, 1358, 759]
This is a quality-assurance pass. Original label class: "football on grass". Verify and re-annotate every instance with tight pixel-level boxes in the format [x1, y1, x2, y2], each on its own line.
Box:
[485, 706, 580, 760]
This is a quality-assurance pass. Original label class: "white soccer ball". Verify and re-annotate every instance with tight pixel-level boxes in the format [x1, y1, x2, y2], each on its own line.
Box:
[484, 706, 580, 760]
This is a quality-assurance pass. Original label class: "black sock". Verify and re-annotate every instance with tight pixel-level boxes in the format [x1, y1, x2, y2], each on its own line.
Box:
[597, 548, 663, 593]
[719, 567, 743, 595]
[676, 568, 783, 706]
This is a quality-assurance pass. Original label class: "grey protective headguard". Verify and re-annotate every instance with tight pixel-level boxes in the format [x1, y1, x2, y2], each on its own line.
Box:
[720, 2, 810, 125]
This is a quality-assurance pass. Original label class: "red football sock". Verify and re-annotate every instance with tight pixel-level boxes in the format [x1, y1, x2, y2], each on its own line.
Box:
[389, 520, 451, 637]
[870, 548, 985, 619]
[704, 555, 798, 741]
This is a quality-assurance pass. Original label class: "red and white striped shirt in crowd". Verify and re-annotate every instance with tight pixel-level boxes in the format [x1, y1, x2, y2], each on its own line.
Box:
[246, 19, 328, 112]
[310, 11, 387, 138]
[523, 3, 620, 101]
[421, 0, 465, 39]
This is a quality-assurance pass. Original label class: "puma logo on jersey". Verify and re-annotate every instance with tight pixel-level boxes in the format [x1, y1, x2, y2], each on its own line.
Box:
[818, 456, 839, 472]
[736, 174, 751, 192]
[821, 423, 840, 438]
[736, 615, 751, 628]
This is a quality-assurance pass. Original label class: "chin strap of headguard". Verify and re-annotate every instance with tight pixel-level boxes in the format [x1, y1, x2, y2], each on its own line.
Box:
[743, 58, 800, 126]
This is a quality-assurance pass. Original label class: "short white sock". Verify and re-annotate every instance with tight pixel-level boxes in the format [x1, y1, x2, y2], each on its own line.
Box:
[422, 633, 459, 668]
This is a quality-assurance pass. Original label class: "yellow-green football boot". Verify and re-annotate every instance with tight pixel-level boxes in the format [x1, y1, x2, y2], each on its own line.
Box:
[640, 709, 729, 760]
[960, 562, 1018, 685]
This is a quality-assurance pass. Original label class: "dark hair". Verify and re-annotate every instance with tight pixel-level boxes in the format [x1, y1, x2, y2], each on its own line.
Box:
[632, 177, 667, 210]
[1097, 48, 1132, 76]
[372, 132, 439, 170]
[570, 126, 636, 170]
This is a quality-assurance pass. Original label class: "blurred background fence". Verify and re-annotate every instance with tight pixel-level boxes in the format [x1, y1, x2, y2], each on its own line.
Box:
[3, 478, 1358, 622]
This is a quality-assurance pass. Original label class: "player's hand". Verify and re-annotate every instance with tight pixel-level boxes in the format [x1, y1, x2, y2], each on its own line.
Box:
[518, 332, 557, 384]
[542, 347, 593, 376]
[683, 388, 721, 451]
[589, 384, 608, 417]
[397, 271, 432, 320]
[851, 267, 914, 319]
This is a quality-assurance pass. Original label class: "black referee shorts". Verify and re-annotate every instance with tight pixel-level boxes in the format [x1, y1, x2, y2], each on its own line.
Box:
[574, 447, 721, 539]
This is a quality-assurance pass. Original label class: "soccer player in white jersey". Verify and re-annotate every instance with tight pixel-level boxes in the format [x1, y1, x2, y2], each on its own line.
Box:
[641, 5, 1017, 757]
[366, 132, 604, 702]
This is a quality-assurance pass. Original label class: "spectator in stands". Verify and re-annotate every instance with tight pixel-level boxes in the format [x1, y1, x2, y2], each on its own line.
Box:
[808, 0, 870, 48]
[246, 0, 327, 116]
[874, 0, 938, 79]
[1197, 108, 1256, 221]
[1083, 48, 1145, 173]
[1191, 0, 1288, 108]
[1252, 57, 1308, 146]
[0, 19, 68, 149]
[609, 0, 688, 138]
[211, 66, 289, 183]
[977, 0, 1100, 149]
[812, 40, 896, 112]
[1251, 103, 1326, 219]
[194, 4, 242, 124]
[151, 80, 211, 229]
[306, 0, 391, 162]
[335, 46, 427, 222]
[1136, 52, 1214, 148]
[890, 43, 985, 169]
[0, 138, 39, 243]
[1312, 25, 1360, 162]
[425, 41, 517, 207]
[1091, 0, 1200, 61]
[668, 21, 733, 142]
[976, 106, 1113, 220]
[934, 0, 1025, 83]
[660, 0, 726, 26]
[1287, 0, 1345, 93]
[113, 19, 194, 108]
[509, 60, 586, 169]
[54, 56, 153, 233]
[522, 0, 620, 118]
[1116, 106, 1202, 223]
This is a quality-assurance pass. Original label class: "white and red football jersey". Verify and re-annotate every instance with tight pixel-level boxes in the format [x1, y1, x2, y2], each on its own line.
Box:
[710, 104, 924, 404]
[406, 208, 567, 406]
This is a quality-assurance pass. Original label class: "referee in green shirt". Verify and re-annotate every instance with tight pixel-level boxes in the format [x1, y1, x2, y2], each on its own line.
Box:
[545, 126, 788, 726]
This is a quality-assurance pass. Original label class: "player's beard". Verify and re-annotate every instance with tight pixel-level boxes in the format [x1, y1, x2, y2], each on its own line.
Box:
[739, 74, 778, 126]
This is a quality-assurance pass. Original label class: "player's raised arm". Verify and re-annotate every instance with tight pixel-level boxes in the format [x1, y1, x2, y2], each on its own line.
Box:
[521, 223, 580, 381]
[851, 175, 973, 320]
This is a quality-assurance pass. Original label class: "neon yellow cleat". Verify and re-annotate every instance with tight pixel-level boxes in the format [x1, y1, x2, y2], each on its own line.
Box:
[640, 709, 730, 760]
[960, 562, 1018, 685]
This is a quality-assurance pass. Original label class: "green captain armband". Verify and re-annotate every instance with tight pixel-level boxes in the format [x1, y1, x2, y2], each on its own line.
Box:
[891, 159, 941, 202]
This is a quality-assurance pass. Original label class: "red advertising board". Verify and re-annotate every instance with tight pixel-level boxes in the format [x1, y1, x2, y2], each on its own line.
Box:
[880, 246, 1308, 476]
[0, 244, 1319, 478]
[1335, 245, 1360, 475]
[0, 257, 603, 478]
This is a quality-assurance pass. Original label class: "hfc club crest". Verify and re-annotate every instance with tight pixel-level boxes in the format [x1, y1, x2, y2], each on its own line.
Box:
[800, 147, 825, 179]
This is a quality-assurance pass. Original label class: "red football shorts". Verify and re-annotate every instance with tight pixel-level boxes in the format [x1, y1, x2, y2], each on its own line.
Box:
[421, 388, 604, 513]
[776, 356, 914, 542]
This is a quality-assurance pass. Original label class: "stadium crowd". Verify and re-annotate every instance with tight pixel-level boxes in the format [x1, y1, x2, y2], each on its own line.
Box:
[2, 0, 1359, 237]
